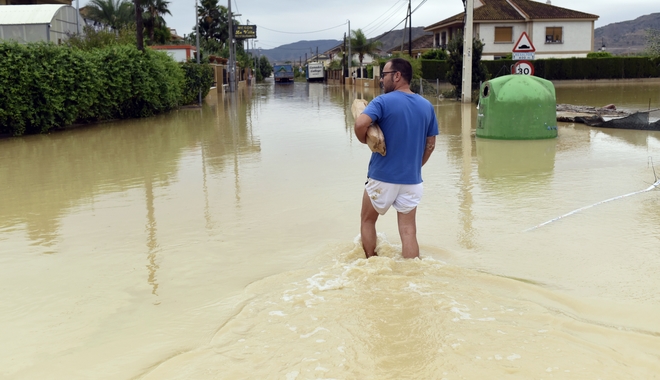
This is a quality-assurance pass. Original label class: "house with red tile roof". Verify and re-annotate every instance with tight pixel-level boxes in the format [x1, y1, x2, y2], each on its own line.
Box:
[424, 0, 598, 60]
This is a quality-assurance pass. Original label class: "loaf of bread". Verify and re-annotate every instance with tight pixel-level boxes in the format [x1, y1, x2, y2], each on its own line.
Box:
[351, 99, 386, 156]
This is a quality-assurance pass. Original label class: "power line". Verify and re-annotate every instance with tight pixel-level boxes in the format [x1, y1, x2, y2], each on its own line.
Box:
[368, 0, 428, 42]
[362, 0, 406, 32]
[362, 1, 408, 37]
[233, 0, 241, 17]
[362, 0, 428, 40]
[412, 0, 428, 13]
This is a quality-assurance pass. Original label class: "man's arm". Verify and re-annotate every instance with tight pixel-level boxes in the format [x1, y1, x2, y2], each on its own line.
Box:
[422, 135, 436, 166]
[354, 113, 374, 144]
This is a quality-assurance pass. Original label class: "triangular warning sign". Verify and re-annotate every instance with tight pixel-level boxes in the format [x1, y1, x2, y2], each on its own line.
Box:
[513, 32, 535, 52]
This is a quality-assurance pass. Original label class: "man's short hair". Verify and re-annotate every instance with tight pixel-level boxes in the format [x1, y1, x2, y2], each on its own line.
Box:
[389, 58, 412, 84]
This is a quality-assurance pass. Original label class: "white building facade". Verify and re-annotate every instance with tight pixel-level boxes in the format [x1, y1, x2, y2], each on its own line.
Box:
[425, 0, 598, 60]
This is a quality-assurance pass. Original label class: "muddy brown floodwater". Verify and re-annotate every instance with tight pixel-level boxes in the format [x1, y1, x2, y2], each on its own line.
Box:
[1, 79, 659, 379]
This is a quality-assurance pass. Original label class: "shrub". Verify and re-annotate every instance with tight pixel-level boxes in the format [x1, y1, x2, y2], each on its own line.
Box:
[65, 25, 137, 50]
[421, 49, 448, 60]
[0, 42, 186, 136]
[587, 51, 613, 58]
[180, 61, 213, 105]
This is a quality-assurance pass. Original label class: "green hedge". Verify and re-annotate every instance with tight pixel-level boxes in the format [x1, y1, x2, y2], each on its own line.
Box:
[180, 61, 214, 105]
[422, 57, 660, 81]
[0, 42, 212, 136]
[421, 60, 450, 81]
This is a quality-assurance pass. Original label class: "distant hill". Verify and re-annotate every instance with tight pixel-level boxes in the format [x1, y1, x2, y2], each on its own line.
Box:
[371, 26, 429, 53]
[261, 40, 340, 64]
[260, 27, 430, 64]
[594, 13, 660, 55]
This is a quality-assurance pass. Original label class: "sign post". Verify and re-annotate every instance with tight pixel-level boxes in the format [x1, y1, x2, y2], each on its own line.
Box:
[512, 31, 535, 61]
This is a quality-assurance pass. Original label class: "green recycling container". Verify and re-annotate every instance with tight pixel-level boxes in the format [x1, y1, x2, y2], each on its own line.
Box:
[476, 75, 558, 139]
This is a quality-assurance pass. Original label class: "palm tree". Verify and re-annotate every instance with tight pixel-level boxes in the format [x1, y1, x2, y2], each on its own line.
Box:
[143, 0, 171, 44]
[134, 0, 143, 51]
[350, 29, 382, 78]
[197, 0, 229, 44]
[86, 0, 135, 31]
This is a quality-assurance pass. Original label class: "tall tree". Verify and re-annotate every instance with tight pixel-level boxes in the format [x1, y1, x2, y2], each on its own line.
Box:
[258, 55, 273, 80]
[86, 0, 134, 30]
[646, 28, 660, 57]
[350, 29, 381, 77]
[134, 0, 143, 51]
[143, 0, 171, 44]
[446, 31, 487, 98]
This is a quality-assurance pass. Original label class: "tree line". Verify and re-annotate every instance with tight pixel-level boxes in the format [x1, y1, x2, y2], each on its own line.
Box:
[83, 0, 273, 79]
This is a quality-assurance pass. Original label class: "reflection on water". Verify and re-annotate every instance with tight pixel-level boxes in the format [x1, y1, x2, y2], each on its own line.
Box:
[476, 139, 556, 190]
[459, 104, 476, 250]
[1, 80, 660, 379]
[594, 125, 657, 147]
[145, 177, 159, 297]
[0, 101, 261, 248]
[477, 139, 555, 178]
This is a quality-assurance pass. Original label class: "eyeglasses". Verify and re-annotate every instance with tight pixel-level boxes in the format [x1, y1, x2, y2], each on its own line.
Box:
[381, 71, 398, 77]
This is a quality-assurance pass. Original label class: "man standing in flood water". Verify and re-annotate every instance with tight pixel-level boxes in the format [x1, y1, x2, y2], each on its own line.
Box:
[354, 58, 438, 259]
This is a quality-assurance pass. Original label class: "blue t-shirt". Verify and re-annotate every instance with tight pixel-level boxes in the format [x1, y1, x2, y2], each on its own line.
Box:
[363, 91, 439, 184]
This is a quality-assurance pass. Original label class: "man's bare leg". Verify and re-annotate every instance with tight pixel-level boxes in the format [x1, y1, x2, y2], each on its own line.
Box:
[360, 189, 380, 258]
[397, 208, 419, 259]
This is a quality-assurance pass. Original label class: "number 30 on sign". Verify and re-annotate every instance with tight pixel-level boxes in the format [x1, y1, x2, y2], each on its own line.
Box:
[512, 60, 534, 76]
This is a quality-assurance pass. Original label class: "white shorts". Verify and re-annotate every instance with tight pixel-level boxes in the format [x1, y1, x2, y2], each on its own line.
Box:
[365, 178, 423, 215]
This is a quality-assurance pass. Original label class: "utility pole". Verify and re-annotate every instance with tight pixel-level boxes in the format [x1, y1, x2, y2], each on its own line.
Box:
[75, 0, 80, 33]
[347, 20, 351, 79]
[134, 0, 143, 51]
[227, 0, 235, 92]
[247, 19, 250, 81]
[408, 0, 412, 57]
[343, 32, 347, 80]
[254, 40, 258, 78]
[400, 19, 405, 53]
[461, 0, 474, 103]
[195, 0, 201, 105]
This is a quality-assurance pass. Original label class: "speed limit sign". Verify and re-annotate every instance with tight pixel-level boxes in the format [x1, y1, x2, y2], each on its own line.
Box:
[512, 60, 534, 76]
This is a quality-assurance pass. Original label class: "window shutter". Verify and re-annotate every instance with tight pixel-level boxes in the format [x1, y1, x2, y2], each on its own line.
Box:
[494, 27, 512, 43]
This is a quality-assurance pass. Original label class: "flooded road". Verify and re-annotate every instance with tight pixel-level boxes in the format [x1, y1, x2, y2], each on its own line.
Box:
[1, 79, 659, 379]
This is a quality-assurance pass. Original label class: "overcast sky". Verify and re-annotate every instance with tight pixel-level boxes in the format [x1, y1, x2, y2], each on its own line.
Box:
[80, 0, 658, 49]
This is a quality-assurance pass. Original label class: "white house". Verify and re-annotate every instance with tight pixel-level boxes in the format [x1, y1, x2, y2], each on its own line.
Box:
[150, 45, 197, 62]
[424, 0, 599, 60]
[322, 44, 381, 80]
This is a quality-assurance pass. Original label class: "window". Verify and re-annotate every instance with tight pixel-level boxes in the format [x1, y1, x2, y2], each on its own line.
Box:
[494, 27, 513, 43]
[545, 27, 563, 43]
